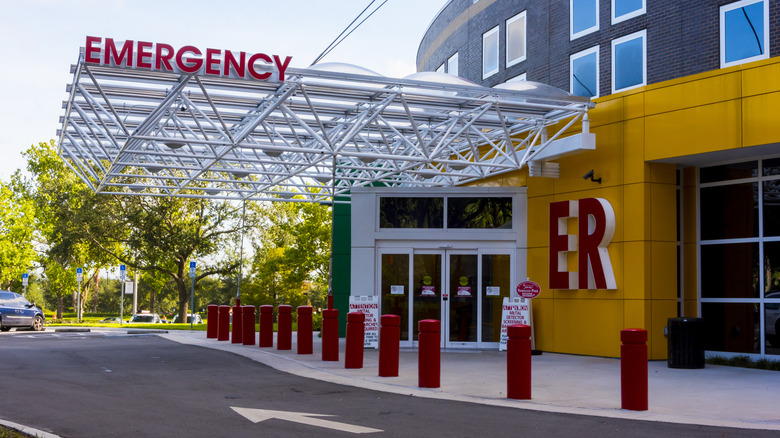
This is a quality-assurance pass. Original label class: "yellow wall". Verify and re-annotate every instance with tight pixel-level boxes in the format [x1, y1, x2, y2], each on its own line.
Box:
[477, 57, 780, 359]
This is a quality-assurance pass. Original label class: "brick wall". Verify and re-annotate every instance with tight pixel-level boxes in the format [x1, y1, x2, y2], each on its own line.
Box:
[417, 0, 780, 96]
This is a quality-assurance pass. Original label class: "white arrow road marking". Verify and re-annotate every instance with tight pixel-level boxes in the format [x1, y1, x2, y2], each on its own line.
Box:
[231, 407, 383, 434]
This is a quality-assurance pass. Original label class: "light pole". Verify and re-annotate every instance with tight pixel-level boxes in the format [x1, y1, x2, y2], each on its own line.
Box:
[119, 265, 126, 325]
[189, 261, 196, 330]
[76, 268, 83, 322]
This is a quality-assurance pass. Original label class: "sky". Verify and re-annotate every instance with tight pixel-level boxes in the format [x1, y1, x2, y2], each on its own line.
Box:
[0, 0, 447, 182]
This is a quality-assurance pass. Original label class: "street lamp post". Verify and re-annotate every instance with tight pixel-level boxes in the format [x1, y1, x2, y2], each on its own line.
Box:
[189, 261, 196, 330]
[76, 268, 83, 322]
[119, 265, 126, 325]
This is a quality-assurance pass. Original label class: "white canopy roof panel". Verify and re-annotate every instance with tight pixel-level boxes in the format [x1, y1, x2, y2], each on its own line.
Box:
[58, 49, 594, 203]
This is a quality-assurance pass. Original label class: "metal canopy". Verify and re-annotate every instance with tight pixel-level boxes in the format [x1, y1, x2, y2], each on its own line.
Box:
[58, 55, 594, 203]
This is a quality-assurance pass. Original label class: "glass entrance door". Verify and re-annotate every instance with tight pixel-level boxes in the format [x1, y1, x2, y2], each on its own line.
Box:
[380, 248, 513, 348]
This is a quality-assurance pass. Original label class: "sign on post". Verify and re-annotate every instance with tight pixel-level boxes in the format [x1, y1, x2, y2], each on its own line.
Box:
[76, 268, 83, 283]
[348, 295, 379, 348]
[516, 280, 541, 299]
[22, 273, 28, 286]
[499, 297, 532, 351]
[119, 264, 126, 280]
[189, 261, 196, 278]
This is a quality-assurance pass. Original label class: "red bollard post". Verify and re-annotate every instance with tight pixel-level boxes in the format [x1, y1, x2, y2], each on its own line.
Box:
[217, 305, 230, 341]
[242, 306, 256, 346]
[379, 314, 400, 377]
[277, 305, 292, 350]
[345, 312, 365, 369]
[321, 309, 339, 361]
[418, 319, 441, 388]
[231, 304, 243, 344]
[297, 306, 313, 355]
[507, 324, 532, 400]
[258, 305, 273, 348]
[621, 328, 648, 411]
[206, 305, 218, 339]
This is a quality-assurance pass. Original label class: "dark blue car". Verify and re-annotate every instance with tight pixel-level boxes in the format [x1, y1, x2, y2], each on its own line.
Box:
[0, 290, 45, 331]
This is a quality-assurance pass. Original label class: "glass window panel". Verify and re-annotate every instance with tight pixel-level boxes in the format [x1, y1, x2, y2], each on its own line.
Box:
[613, 32, 645, 91]
[482, 254, 511, 342]
[766, 294, 780, 354]
[449, 254, 478, 342]
[436, 63, 445, 73]
[700, 243, 758, 299]
[762, 157, 780, 176]
[723, 0, 766, 65]
[447, 53, 459, 76]
[699, 183, 758, 240]
[702, 302, 760, 354]
[571, 47, 599, 98]
[701, 161, 757, 183]
[447, 197, 512, 229]
[381, 253, 409, 341]
[762, 242, 780, 294]
[571, 0, 599, 37]
[413, 254, 441, 341]
[380, 197, 443, 228]
[506, 12, 526, 66]
[614, 0, 644, 18]
[483, 27, 499, 78]
[763, 181, 780, 236]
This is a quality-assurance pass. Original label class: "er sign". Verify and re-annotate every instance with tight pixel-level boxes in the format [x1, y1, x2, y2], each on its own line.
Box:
[549, 198, 617, 290]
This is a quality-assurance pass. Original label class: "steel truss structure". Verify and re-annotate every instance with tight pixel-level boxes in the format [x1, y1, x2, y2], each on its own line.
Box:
[58, 57, 594, 203]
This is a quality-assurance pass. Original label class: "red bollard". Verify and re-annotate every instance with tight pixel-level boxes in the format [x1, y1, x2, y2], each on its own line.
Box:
[621, 328, 648, 411]
[297, 306, 313, 355]
[242, 306, 256, 346]
[277, 305, 292, 350]
[379, 314, 400, 377]
[507, 324, 532, 400]
[345, 312, 365, 369]
[258, 305, 273, 348]
[418, 319, 441, 388]
[217, 305, 230, 341]
[321, 309, 339, 361]
[231, 304, 243, 344]
[206, 305, 218, 339]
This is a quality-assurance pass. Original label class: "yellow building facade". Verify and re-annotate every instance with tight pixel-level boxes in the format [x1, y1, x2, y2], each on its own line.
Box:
[478, 56, 780, 359]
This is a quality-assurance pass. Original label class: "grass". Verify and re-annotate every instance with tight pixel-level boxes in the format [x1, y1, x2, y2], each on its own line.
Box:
[0, 425, 36, 437]
[706, 355, 780, 371]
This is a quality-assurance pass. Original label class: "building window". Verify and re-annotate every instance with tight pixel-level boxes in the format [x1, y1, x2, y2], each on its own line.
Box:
[447, 53, 459, 77]
[720, 0, 769, 68]
[570, 46, 599, 98]
[436, 63, 445, 73]
[611, 30, 646, 93]
[571, 0, 599, 40]
[699, 158, 780, 356]
[483, 26, 499, 79]
[508, 73, 526, 82]
[506, 11, 527, 67]
[612, 0, 645, 24]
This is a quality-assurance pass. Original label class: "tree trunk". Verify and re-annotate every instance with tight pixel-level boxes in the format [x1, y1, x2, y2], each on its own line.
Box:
[177, 277, 189, 322]
[93, 274, 100, 313]
[150, 289, 156, 314]
[57, 295, 64, 319]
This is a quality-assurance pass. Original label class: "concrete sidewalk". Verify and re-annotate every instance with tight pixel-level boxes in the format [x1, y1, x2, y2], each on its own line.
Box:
[162, 331, 780, 432]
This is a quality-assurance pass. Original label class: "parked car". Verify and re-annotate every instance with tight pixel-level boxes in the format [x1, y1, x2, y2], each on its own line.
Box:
[0, 290, 45, 331]
[98, 317, 122, 324]
[171, 314, 203, 324]
[127, 312, 162, 324]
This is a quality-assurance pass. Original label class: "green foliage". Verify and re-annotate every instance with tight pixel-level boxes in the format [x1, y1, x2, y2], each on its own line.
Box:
[706, 355, 780, 371]
[0, 171, 37, 290]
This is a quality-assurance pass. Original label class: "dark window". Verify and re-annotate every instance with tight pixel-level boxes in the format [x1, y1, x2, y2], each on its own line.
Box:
[700, 161, 757, 183]
[700, 183, 758, 240]
[380, 197, 444, 228]
[700, 243, 758, 299]
[702, 302, 760, 354]
[447, 197, 512, 229]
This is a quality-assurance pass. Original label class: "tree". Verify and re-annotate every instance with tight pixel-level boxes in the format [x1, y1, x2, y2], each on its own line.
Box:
[0, 171, 37, 290]
[246, 200, 330, 311]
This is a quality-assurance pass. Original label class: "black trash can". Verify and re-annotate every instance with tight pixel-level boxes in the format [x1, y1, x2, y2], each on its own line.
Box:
[667, 317, 705, 369]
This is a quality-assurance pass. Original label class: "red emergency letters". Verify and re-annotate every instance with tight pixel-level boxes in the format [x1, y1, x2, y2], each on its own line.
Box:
[549, 198, 617, 290]
[84, 36, 292, 82]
